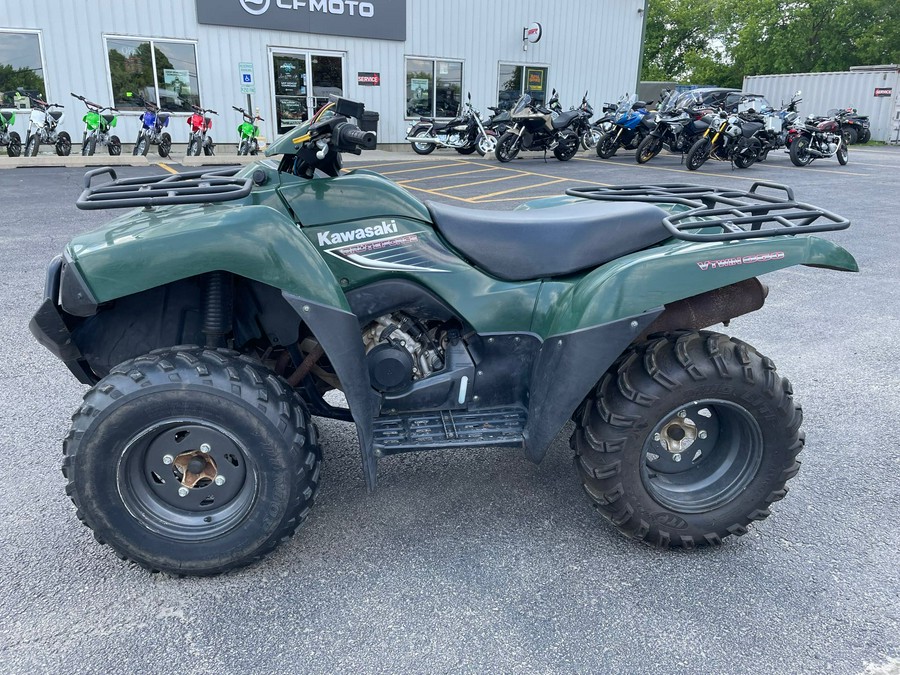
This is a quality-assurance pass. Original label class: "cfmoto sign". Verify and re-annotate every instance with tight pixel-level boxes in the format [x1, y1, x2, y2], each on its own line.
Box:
[240, 0, 271, 15]
[197, 0, 406, 40]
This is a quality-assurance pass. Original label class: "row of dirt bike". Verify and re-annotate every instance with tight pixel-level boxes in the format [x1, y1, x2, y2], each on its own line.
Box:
[407, 89, 855, 169]
[0, 93, 265, 158]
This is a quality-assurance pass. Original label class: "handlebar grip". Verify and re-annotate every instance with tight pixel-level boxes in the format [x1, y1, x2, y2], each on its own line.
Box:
[208, 109, 218, 115]
[339, 123, 376, 149]
[232, 106, 243, 112]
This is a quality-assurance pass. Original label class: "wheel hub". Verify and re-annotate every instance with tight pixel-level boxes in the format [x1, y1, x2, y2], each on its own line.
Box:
[657, 413, 698, 454]
[173, 450, 218, 488]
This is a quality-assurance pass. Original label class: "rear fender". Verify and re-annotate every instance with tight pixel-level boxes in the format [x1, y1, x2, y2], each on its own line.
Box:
[61, 204, 379, 488]
[521, 235, 857, 462]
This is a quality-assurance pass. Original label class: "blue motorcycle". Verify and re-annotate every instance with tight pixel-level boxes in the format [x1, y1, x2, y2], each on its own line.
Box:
[596, 94, 653, 159]
[132, 96, 172, 157]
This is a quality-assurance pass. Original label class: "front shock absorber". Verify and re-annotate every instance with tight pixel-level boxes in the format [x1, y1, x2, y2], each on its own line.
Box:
[202, 271, 232, 348]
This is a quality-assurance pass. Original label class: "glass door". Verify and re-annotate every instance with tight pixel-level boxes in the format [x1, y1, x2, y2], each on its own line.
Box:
[497, 64, 548, 109]
[271, 50, 344, 135]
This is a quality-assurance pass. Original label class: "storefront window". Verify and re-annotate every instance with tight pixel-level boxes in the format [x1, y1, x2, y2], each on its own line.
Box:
[406, 58, 462, 118]
[0, 30, 45, 107]
[106, 37, 200, 111]
[497, 64, 547, 109]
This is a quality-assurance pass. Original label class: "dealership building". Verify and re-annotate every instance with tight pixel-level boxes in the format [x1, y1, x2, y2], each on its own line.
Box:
[2, 0, 647, 148]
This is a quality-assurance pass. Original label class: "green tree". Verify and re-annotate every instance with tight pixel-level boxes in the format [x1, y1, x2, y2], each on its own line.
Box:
[642, 0, 900, 86]
[0, 64, 45, 105]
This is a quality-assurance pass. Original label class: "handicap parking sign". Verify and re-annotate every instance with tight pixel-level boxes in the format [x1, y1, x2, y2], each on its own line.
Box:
[243, 74, 252, 83]
[239, 62, 256, 94]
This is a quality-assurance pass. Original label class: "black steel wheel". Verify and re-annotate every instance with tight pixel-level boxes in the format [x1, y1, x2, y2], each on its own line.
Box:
[56, 131, 71, 156]
[25, 133, 39, 157]
[857, 128, 871, 144]
[553, 131, 580, 161]
[187, 136, 200, 156]
[635, 135, 662, 164]
[842, 126, 857, 145]
[410, 129, 435, 155]
[158, 132, 172, 158]
[573, 331, 803, 548]
[595, 132, 618, 159]
[62, 347, 321, 575]
[81, 133, 96, 157]
[789, 136, 814, 166]
[7, 131, 21, 157]
[495, 131, 520, 163]
[108, 135, 121, 156]
[837, 142, 848, 165]
[203, 135, 214, 156]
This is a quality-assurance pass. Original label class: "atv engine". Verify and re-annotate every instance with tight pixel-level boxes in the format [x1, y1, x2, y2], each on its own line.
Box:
[362, 313, 444, 393]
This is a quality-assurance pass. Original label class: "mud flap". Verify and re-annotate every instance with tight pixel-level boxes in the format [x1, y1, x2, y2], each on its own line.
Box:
[283, 293, 381, 489]
[523, 310, 662, 463]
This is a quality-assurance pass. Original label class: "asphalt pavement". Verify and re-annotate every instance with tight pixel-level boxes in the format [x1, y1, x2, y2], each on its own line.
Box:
[1, 145, 898, 674]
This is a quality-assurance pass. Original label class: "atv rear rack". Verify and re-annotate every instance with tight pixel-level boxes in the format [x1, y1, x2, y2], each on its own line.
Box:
[76, 166, 253, 210]
[566, 182, 850, 242]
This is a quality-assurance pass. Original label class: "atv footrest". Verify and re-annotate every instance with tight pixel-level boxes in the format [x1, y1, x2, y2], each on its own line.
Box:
[373, 407, 526, 455]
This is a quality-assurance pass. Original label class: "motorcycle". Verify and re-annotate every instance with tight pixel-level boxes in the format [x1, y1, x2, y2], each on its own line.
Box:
[0, 107, 22, 156]
[787, 112, 848, 167]
[30, 94, 858, 575]
[483, 105, 512, 138]
[23, 96, 71, 157]
[824, 107, 869, 145]
[685, 107, 767, 170]
[406, 92, 495, 156]
[234, 106, 265, 155]
[132, 97, 172, 157]
[755, 91, 802, 159]
[71, 93, 121, 157]
[187, 105, 217, 156]
[569, 92, 599, 150]
[595, 94, 652, 159]
[635, 91, 711, 164]
[495, 91, 581, 162]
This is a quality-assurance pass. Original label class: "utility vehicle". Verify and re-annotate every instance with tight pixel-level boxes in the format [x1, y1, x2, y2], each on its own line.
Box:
[31, 97, 857, 575]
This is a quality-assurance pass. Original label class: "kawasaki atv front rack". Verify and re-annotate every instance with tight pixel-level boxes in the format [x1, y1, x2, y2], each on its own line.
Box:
[566, 182, 850, 241]
[76, 166, 253, 210]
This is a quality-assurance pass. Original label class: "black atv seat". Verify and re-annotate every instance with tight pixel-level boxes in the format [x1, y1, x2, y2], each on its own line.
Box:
[552, 110, 580, 130]
[427, 200, 671, 281]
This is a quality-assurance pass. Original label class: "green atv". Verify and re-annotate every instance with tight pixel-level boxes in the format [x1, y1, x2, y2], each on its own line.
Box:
[30, 97, 857, 576]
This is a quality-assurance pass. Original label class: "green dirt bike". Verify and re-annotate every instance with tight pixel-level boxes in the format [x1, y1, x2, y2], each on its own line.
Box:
[31, 96, 858, 576]
[0, 108, 22, 156]
[72, 93, 121, 156]
[234, 105, 264, 155]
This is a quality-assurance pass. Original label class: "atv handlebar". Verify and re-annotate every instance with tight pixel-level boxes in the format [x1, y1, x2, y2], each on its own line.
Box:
[337, 122, 376, 150]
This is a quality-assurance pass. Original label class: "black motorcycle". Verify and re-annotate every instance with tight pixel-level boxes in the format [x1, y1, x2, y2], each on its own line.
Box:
[825, 107, 870, 144]
[635, 91, 711, 163]
[406, 92, 495, 156]
[494, 92, 581, 162]
[685, 109, 767, 170]
[484, 106, 512, 137]
[568, 92, 600, 150]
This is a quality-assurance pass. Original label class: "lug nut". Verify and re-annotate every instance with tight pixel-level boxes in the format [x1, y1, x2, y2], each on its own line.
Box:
[200, 443, 211, 453]
[677, 410, 687, 418]
[673, 453, 682, 463]
[698, 430, 708, 439]
[653, 433, 661, 441]
[214, 475, 226, 486]
[162, 454, 174, 465]
[178, 487, 190, 497]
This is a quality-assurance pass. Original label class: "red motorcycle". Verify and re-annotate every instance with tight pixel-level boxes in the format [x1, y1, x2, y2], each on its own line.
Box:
[787, 111, 848, 167]
[186, 105, 217, 156]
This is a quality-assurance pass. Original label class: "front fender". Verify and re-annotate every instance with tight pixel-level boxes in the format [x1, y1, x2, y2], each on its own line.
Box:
[67, 203, 348, 310]
[536, 234, 858, 336]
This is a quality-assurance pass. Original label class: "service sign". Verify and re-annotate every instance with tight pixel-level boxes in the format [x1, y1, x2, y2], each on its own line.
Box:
[196, 0, 406, 41]
[357, 72, 380, 86]
[874, 87, 893, 97]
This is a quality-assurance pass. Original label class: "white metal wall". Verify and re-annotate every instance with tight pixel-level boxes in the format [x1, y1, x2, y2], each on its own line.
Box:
[2, 0, 647, 146]
[744, 70, 900, 143]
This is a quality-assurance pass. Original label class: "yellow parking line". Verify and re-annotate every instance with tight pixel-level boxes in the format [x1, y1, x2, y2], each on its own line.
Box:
[399, 183, 478, 203]
[397, 166, 497, 184]
[435, 173, 525, 191]
[471, 178, 568, 201]
[157, 163, 179, 174]
[459, 159, 610, 186]
[346, 159, 441, 171]
[378, 162, 463, 175]
[575, 155, 868, 178]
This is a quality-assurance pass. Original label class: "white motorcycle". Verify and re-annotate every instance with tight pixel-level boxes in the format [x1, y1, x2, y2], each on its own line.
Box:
[24, 96, 71, 157]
